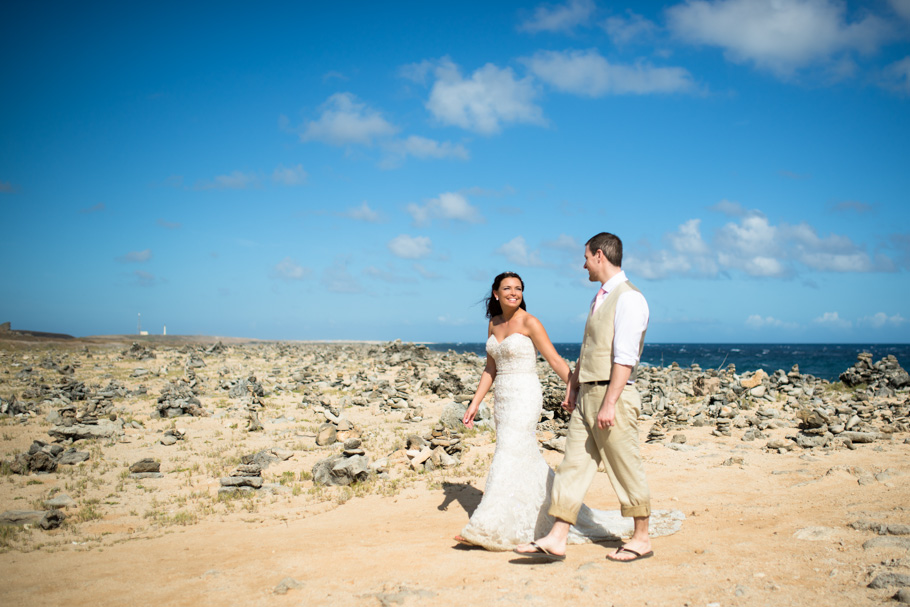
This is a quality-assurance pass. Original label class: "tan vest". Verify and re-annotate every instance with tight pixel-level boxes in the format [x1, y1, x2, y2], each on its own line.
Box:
[577, 280, 647, 383]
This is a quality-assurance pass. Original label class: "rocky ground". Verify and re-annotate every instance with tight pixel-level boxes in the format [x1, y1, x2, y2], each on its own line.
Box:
[0, 334, 908, 607]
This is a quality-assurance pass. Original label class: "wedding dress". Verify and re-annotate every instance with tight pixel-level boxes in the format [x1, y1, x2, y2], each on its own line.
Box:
[459, 333, 682, 551]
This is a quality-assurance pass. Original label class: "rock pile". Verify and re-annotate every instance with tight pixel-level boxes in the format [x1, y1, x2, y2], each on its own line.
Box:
[219, 464, 263, 494]
[840, 353, 910, 394]
[129, 458, 162, 479]
[531, 353, 908, 455]
[155, 376, 208, 418]
[403, 424, 463, 471]
[122, 342, 156, 360]
[312, 441, 371, 487]
[4, 440, 90, 474]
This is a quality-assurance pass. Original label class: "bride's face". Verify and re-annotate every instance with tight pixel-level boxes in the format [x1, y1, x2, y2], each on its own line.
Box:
[495, 277, 523, 310]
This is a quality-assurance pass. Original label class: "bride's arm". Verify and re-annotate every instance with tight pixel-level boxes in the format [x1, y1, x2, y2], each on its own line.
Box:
[526, 316, 570, 384]
[463, 322, 496, 429]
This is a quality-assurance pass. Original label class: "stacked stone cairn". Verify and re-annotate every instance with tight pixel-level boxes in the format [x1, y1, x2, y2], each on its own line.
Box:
[155, 374, 208, 418]
[4, 440, 90, 474]
[121, 342, 156, 361]
[129, 458, 162, 479]
[219, 463, 263, 494]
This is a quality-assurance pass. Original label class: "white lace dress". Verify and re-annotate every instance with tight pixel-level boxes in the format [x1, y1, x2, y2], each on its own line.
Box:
[459, 333, 683, 551]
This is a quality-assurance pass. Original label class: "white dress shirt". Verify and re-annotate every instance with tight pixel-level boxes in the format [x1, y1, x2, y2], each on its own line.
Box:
[592, 270, 649, 368]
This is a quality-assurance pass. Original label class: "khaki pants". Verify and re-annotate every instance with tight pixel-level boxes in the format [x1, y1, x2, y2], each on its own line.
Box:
[548, 382, 651, 522]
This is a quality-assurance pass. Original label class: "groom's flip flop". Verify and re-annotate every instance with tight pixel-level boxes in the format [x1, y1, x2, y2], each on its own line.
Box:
[606, 546, 654, 563]
[513, 541, 566, 562]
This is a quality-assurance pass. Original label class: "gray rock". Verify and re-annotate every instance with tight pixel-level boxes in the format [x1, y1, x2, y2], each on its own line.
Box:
[543, 436, 566, 452]
[863, 537, 910, 550]
[57, 449, 90, 465]
[312, 454, 345, 486]
[48, 419, 123, 441]
[129, 458, 160, 473]
[316, 423, 337, 446]
[868, 573, 910, 589]
[45, 494, 77, 509]
[220, 476, 264, 488]
[439, 401, 491, 429]
[0, 509, 65, 529]
[273, 577, 304, 595]
[841, 431, 878, 443]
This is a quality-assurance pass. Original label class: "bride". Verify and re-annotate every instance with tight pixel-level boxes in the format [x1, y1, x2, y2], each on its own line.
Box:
[457, 272, 678, 551]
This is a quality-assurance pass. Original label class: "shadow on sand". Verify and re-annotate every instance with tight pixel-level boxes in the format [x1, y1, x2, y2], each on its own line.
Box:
[438, 481, 483, 516]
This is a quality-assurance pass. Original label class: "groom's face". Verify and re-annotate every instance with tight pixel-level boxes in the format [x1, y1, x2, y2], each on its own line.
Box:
[583, 245, 601, 281]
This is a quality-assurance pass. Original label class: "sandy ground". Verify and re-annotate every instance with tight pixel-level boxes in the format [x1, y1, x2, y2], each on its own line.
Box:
[1, 338, 908, 606]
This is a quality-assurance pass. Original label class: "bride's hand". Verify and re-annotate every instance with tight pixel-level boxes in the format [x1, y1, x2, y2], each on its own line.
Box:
[463, 403, 479, 428]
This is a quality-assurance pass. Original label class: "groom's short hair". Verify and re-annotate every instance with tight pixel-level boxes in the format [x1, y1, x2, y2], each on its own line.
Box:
[586, 232, 622, 267]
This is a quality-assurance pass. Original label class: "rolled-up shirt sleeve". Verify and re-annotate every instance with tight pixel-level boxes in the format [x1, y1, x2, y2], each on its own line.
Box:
[613, 290, 649, 367]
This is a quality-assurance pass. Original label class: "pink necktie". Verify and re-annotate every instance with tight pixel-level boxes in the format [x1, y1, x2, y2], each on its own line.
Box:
[591, 287, 606, 314]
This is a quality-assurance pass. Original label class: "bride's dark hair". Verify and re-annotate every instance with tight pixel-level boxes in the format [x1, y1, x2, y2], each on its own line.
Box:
[484, 271, 527, 319]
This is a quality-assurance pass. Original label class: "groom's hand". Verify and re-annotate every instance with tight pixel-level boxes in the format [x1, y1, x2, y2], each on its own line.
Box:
[596, 403, 616, 429]
[561, 397, 575, 413]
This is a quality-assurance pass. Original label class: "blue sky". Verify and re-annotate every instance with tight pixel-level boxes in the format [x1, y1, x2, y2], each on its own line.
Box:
[1, 0, 908, 343]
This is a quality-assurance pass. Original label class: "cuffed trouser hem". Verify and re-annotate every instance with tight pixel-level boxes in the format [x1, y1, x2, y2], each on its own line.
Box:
[547, 504, 580, 526]
[620, 504, 651, 518]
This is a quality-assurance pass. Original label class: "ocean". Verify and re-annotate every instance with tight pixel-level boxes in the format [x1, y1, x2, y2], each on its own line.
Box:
[425, 343, 910, 382]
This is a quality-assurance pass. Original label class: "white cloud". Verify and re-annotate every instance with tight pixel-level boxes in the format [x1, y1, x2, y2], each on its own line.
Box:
[344, 201, 382, 223]
[133, 270, 158, 287]
[388, 235, 432, 259]
[117, 249, 152, 263]
[425, 58, 545, 134]
[272, 257, 311, 281]
[196, 170, 258, 190]
[407, 192, 483, 226]
[813, 311, 852, 328]
[272, 164, 308, 186]
[543, 233, 581, 251]
[302, 92, 398, 146]
[523, 49, 695, 96]
[321, 257, 362, 293]
[745, 314, 798, 330]
[625, 248, 694, 280]
[625, 219, 717, 279]
[880, 56, 910, 96]
[715, 215, 789, 277]
[380, 135, 470, 168]
[830, 200, 876, 214]
[666, 0, 894, 77]
[709, 199, 749, 217]
[602, 11, 658, 45]
[627, 210, 901, 281]
[667, 219, 712, 256]
[858, 312, 907, 328]
[518, 0, 595, 33]
[413, 263, 441, 279]
[363, 265, 416, 284]
[889, 0, 910, 21]
[497, 236, 547, 267]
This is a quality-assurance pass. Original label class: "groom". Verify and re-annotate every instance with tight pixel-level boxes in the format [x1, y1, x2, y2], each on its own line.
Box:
[516, 232, 652, 562]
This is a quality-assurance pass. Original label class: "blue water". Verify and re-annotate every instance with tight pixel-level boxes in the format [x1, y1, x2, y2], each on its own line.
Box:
[426, 343, 910, 382]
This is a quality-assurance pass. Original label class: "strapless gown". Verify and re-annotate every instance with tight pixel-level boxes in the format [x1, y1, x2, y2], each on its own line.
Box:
[459, 333, 683, 551]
